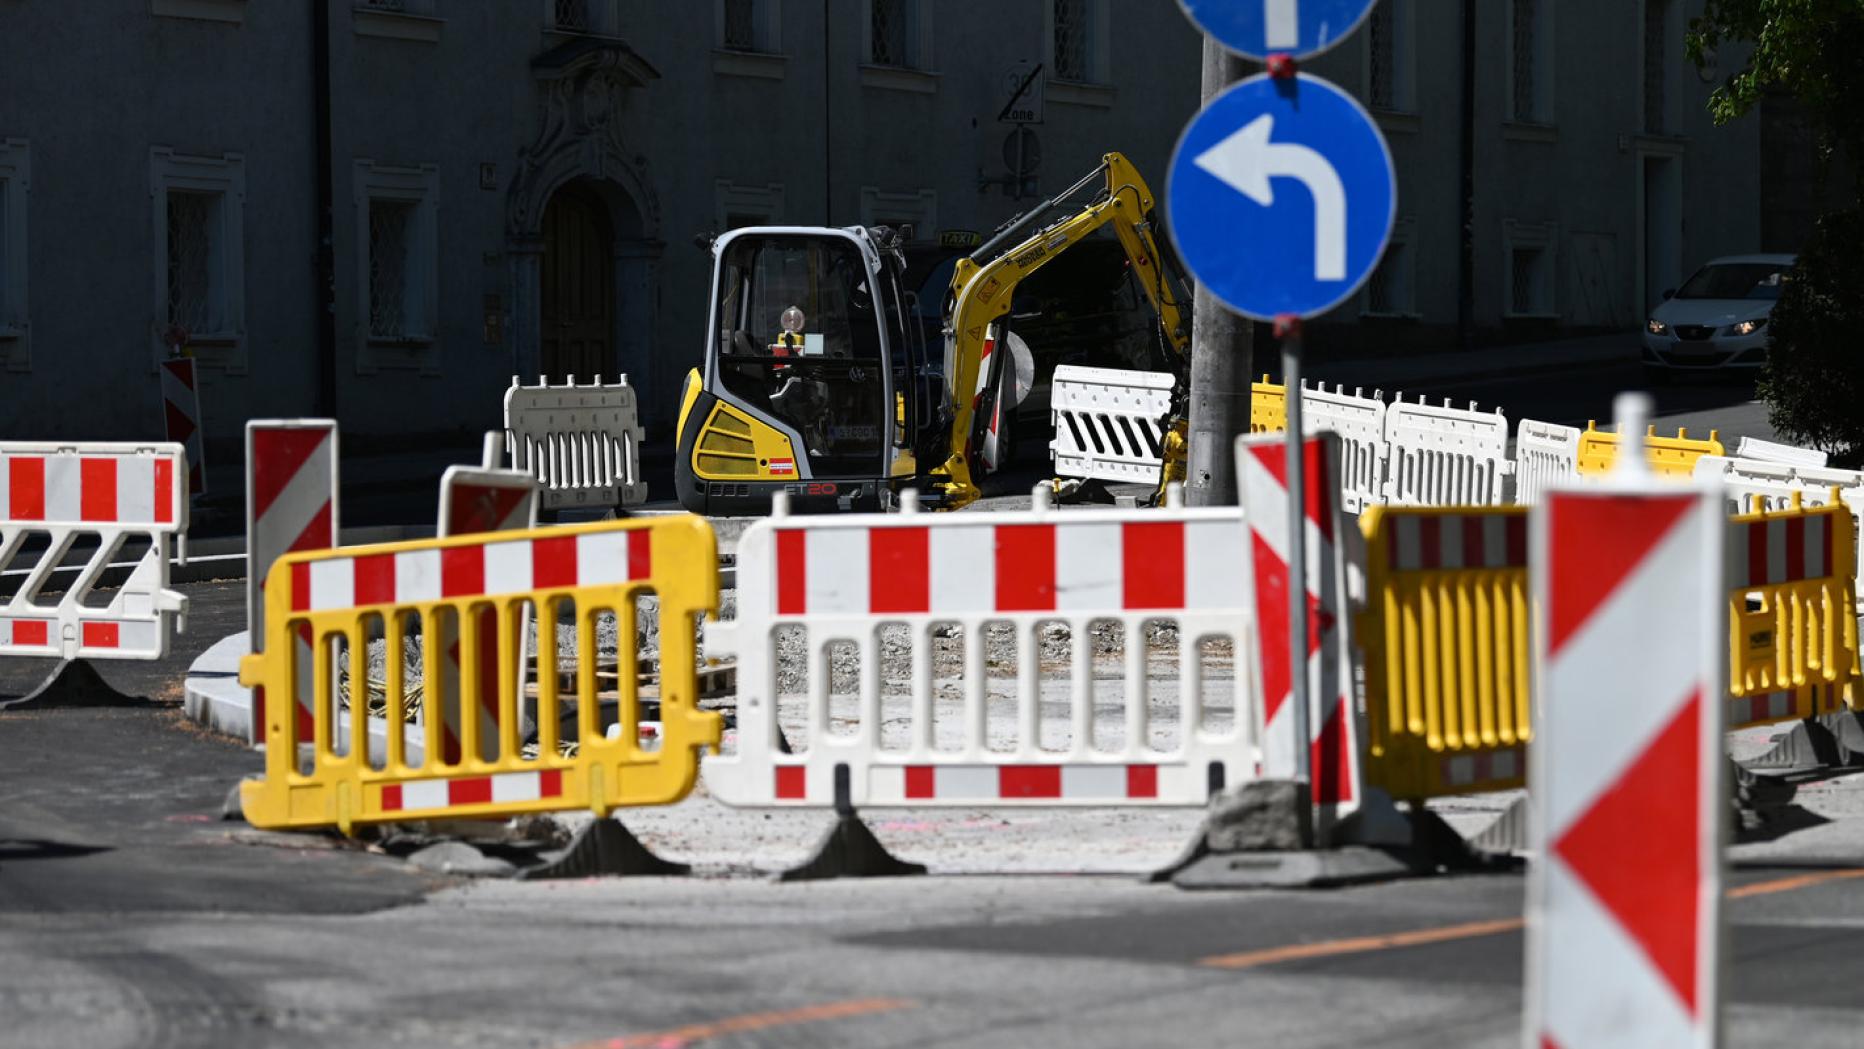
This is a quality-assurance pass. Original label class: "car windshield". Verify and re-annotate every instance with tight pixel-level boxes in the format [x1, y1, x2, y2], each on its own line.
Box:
[1675, 262, 1788, 301]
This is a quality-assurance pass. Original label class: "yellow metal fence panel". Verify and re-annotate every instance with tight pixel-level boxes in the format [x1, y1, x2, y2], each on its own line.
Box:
[1575, 423, 1724, 478]
[1724, 495, 1860, 728]
[238, 516, 722, 834]
[1359, 506, 1532, 800]
[1251, 376, 1286, 433]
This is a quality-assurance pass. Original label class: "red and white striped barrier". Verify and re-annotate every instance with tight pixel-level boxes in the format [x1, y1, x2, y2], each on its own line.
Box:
[1725, 510, 1833, 588]
[1384, 512, 1527, 571]
[284, 530, 653, 613]
[703, 493, 1259, 809]
[1525, 420, 1725, 1048]
[434, 442, 539, 763]
[1236, 432, 1367, 838]
[0, 442, 189, 660]
[246, 420, 338, 744]
[160, 358, 207, 496]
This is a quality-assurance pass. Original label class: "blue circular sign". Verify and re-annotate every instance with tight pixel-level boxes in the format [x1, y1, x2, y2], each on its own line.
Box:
[1177, 0, 1379, 61]
[1167, 73, 1396, 322]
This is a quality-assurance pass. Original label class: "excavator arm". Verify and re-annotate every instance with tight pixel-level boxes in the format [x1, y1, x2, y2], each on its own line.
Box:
[929, 152, 1191, 509]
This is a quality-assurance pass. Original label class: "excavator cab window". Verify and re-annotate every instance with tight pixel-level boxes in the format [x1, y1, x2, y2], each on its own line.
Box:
[713, 235, 888, 477]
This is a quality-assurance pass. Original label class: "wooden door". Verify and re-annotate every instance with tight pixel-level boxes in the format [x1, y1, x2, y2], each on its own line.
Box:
[540, 184, 615, 382]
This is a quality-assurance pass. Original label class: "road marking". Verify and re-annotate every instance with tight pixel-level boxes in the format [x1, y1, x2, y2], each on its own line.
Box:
[1199, 869, 1864, 971]
[566, 998, 916, 1049]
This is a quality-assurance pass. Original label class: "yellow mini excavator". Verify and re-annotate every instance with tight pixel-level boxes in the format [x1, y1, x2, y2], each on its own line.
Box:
[676, 152, 1191, 515]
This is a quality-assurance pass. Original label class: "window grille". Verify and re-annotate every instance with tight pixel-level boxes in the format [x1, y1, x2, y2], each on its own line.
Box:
[1367, 243, 1400, 314]
[554, 0, 592, 32]
[1511, 246, 1546, 315]
[723, 0, 757, 50]
[1511, 0, 1538, 121]
[1053, 0, 1093, 82]
[1368, 2, 1395, 110]
[369, 199, 415, 338]
[870, 0, 911, 67]
[1643, 0, 1668, 133]
[166, 191, 217, 333]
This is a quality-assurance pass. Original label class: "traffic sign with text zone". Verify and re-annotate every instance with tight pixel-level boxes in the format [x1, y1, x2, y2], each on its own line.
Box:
[1236, 431, 1367, 837]
[1525, 484, 1726, 1049]
[436, 462, 538, 763]
[247, 420, 339, 745]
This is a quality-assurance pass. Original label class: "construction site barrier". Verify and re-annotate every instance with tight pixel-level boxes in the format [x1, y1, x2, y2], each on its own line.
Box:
[1357, 506, 1531, 801]
[504, 375, 647, 513]
[1695, 456, 1864, 614]
[237, 516, 720, 833]
[0, 442, 189, 659]
[1576, 420, 1723, 478]
[1250, 376, 1285, 433]
[247, 420, 340, 745]
[1723, 493, 1859, 728]
[1302, 382, 1387, 514]
[1381, 396, 1509, 507]
[159, 358, 207, 496]
[1048, 365, 1173, 486]
[702, 493, 1258, 809]
[1512, 419, 1581, 506]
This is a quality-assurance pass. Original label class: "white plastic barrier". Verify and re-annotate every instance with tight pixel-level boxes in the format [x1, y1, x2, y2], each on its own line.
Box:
[1301, 381, 1388, 514]
[1736, 434, 1827, 468]
[1513, 418, 1581, 506]
[703, 492, 1260, 808]
[1381, 396, 1509, 507]
[0, 443, 188, 659]
[504, 376, 647, 513]
[1049, 365, 1173, 486]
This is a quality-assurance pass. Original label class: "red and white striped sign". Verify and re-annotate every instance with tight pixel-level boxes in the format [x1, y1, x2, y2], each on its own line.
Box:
[1237, 432, 1363, 829]
[1385, 512, 1527, 571]
[771, 762, 1171, 804]
[1526, 483, 1725, 1049]
[380, 768, 565, 815]
[768, 457, 795, 477]
[435, 461, 538, 764]
[1725, 508, 1837, 588]
[288, 530, 651, 613]
[246, 420, 339, 745]
[160, 358, 207, 496]
[769, 517, 1246, 617]
[0, 448, 181, 526]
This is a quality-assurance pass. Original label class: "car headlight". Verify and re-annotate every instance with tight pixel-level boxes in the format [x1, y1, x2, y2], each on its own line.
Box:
[1646, 318, 1669, 335]
[1728, 318, 1768, 336]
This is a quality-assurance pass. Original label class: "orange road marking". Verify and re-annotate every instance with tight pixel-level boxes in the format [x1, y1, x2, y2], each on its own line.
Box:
[1201, 867, 1864, 972]
[565, 997, 916, 1049]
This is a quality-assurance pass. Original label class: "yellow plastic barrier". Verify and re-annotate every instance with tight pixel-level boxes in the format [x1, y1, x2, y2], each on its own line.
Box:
[1576, 421, 1723, 478]
[1251, 375, 1285, 433]
[238, 516, 722, 834]
[1359, 505, 1532, 800]
[1724, 492, 1860, 728]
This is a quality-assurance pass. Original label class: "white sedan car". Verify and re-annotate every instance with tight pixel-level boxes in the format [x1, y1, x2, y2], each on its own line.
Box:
[1642, 253, 1794, 376]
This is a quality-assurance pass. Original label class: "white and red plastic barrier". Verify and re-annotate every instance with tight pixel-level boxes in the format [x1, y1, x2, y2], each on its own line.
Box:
[246, 420, 338, 744]
[703, 490, 1259, 809]
[1525, 398, 1725, 1048]
[0, 442, 189, 660]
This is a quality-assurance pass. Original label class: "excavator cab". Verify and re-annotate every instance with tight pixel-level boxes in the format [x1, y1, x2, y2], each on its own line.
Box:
[676, 226, 939, 515]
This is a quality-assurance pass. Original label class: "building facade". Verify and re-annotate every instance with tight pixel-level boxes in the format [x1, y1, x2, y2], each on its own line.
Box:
[0, 0, 1763, 450]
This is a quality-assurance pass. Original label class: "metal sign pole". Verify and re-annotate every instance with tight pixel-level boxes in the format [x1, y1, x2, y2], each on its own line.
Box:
[1276, 314, 1313, 839]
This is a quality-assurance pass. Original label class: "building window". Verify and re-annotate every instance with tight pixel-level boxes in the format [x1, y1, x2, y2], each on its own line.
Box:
[715, 180, 785, 231]
[719, 0, 779, 52]
[0, 139, 28, 370]
[1365, 0, 1414, 113]
[1503, 221, 1558, 319]
[1507, 0, 1554, 124]
[547, 0, 619, 36]
[1643, 0, 1673, 134]
[867, 0, 929, 69]
[1362, 219, 1416, 317]
[1050, 0, 1109, 84]
[859, 187, 937, 240]
[150, 147, 245, 368]
[353, 161, 439, 372]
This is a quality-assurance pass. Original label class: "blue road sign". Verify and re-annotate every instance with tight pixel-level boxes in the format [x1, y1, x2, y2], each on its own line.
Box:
[1167, 73, 1396, 322]
[1177, 0, 1379, 61]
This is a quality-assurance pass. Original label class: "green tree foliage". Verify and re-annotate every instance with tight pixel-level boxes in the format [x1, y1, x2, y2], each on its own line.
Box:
[1688, 0, 1864, 200]
[1755, 210, 1864, 459]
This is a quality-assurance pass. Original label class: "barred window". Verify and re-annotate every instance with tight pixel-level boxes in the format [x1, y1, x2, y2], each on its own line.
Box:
[721, 0, 779, 52]
[869, 0, 924, 68]
[1508, 0, 1551, 123]
[166, 190, 223, 334]
[1050, 0, 1108, 84]
[1365, 242, 1409, 315]
[1643, 0, 1669, 133]
[1510, 245, 1549, 315]
[368, 199, 417, 338]
[550, 0, 617, 34]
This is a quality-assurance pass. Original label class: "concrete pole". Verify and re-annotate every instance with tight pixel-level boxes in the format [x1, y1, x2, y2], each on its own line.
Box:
[1184, 36, 1254, 507]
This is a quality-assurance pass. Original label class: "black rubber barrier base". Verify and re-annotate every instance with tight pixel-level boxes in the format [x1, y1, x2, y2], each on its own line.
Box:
[517, 817, 689, 879]
[0, 659, 146, 711]
[1744, 711, 1864, 773]
[780, 813, 928, 881]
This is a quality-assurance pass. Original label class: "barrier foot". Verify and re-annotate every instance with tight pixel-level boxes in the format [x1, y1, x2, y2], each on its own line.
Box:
[1467, 797, 1530, 855]
[1742, 711, 1864, 773]
[779, 813, 927, 882]
[0, 659, 146, 711]
[517, 817, 688, 880]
